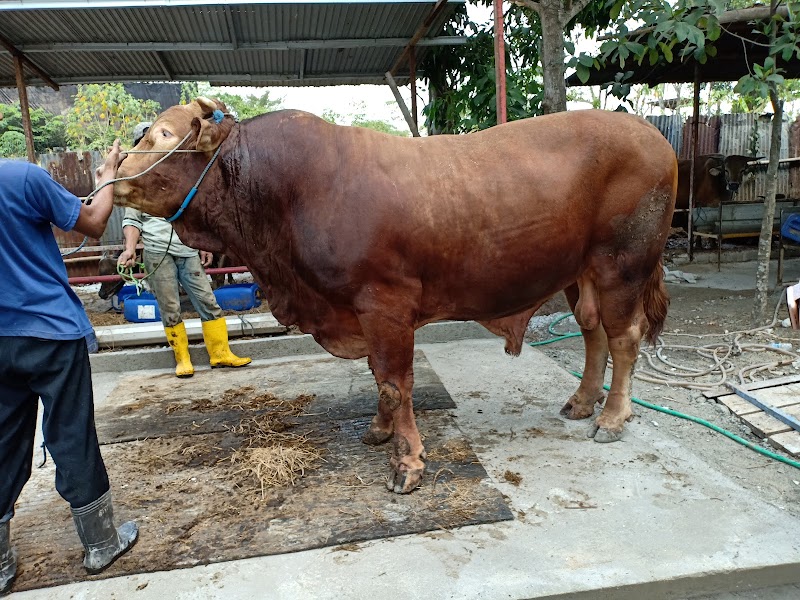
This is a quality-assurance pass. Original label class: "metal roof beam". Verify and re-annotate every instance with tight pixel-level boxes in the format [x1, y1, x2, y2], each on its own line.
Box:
[17, 37, 467, 53]
[0, 32, 59, 90]
[153, 51, 173, 80]
[223, 5, 239, 51]
[0, 72, 413, 86]
[390, 0, 450, 75]
[1, 0, 462, 8]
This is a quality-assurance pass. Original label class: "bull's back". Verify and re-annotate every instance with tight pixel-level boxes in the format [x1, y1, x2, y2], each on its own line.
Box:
[289, 110, 676, 320]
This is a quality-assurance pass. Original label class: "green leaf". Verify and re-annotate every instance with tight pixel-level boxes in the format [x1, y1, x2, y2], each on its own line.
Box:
[706, 18, 721, 42]
[576, 63, 591, 84]
[766, 73, 785, 85]
[627, 41, 645, 56]
[674, 22, 691, 43]
[659, 42, 673, 63]
[578, 54, 594, 67]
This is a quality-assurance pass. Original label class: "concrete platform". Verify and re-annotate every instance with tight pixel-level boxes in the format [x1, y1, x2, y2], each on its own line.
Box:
[15, 338, 800, 600]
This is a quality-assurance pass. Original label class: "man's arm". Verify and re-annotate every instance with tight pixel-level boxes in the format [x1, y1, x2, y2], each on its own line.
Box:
[117, 225, 141, 268]
[73, 140, 121, 238]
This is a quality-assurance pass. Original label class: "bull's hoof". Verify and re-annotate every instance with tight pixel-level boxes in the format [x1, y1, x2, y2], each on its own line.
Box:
[386, 448, 426, 494]
[586, 420, 625, 443]
[560, 393, 603, 420]
[362, 426, 393, 446]
[385, 466, 426, 494]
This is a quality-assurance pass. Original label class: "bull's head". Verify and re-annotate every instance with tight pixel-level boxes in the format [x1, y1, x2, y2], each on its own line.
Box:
[708, 154, 762, 193]
[97, 251, 124, 299]
[112, 97, 236, 218]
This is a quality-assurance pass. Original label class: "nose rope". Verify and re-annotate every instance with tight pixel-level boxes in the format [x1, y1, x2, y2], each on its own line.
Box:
[78, 130, 195, 203]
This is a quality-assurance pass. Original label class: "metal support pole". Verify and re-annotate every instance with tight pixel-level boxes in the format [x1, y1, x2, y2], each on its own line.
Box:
[688, 64, 701, 262]
[493, 0, 507, 125]
[409, 46, 418, 130]
[385, 71, 421, 137]
[13, 55, 36, 163]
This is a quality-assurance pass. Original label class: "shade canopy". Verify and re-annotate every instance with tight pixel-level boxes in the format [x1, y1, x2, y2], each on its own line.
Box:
[566, 11, 800, 87]
[0, 0, 466, 88]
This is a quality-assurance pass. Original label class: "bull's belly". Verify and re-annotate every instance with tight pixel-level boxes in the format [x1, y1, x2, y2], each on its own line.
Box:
[417, 266, 577, 324]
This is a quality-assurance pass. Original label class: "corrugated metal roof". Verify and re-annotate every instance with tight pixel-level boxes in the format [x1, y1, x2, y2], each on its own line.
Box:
[0, 1, 466, 87]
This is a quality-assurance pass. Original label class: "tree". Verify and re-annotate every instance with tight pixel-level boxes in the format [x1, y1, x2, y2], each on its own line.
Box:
[320, 104, 409, 136]
[420, 0, 610, 132]
[574, 0, 799, 323]
[421, 3, 544, 133]
[66, 84, 160, 150]
[185, 83, 283, 120]
[206, 89, 283, 120]
[0, 131, 26, 157]
[0, 102, 67, 156]
[512, 0, 611, 114]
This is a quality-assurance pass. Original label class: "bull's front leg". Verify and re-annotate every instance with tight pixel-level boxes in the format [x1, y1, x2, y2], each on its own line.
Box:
[358, 311, 426, 494]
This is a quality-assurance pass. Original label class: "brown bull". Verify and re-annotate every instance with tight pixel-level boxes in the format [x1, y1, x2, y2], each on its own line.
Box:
[673, 153, 759, 229]
[112, 98, 677, 494]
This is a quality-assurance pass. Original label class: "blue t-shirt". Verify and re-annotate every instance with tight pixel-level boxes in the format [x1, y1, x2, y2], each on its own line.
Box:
[0, 159, 93, 340]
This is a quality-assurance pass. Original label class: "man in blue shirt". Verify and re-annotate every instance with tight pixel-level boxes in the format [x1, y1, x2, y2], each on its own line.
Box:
[0, 142, 138, 595]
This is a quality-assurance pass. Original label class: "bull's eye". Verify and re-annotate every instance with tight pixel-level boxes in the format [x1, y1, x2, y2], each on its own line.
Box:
[162, 130, 173, 139]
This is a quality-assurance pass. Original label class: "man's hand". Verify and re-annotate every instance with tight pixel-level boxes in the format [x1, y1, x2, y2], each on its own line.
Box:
[75, 139, 122, 239]
[117, 249, 137, 269]
[94, 139, 122, 186]
[200, 251, 213, 268]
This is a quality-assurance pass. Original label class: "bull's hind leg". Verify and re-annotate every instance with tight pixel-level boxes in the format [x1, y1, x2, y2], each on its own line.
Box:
[588, 285, 648, 443]
[560, 282, 608, 420]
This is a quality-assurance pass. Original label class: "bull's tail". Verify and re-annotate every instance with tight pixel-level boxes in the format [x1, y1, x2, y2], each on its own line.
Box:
[642, 259, 669, 346]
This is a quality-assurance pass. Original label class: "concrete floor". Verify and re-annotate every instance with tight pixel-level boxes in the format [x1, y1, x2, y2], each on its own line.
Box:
[671, 256, 800, 292]
[12, 338, 800, 600]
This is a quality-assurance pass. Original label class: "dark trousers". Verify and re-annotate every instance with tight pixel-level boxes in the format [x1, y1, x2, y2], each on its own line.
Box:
[0, 337, 109, 522]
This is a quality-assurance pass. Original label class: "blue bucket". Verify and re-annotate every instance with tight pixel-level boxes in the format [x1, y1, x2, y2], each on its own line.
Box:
[782, 214, 800, 245]
[111, 284, 139, 312]
[214, 283, 261, 311]
[123, 292, 162, 323]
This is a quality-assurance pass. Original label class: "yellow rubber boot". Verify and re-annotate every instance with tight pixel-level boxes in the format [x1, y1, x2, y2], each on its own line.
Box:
[164, 322, 194, 378]
[202, 318, 252, 368]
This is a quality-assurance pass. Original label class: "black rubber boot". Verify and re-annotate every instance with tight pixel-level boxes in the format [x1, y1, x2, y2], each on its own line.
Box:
[71, 491, 138, 574]
[0, 521, 16, 596]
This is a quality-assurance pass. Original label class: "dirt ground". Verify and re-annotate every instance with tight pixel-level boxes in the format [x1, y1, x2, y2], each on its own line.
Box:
[527, 279, 800, 520]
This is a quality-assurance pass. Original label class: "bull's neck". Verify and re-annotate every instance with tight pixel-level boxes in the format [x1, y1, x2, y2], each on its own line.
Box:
[175, 122, 294, 263]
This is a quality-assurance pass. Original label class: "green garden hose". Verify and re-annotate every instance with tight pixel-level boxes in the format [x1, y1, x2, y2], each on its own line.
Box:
[568, 370, 800, 471]
[527, 318, 800, 470]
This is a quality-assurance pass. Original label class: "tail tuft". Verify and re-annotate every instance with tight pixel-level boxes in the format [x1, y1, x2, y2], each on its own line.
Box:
[643, 260, 669, 346]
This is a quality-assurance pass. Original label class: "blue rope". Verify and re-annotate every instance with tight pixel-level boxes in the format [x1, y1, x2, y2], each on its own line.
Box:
[165, 142, 224, 223]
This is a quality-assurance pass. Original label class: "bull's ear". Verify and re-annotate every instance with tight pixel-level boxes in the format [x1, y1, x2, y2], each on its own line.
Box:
[191, 116, 234, 153]
[708, 167, 722, 176]
[196, 96, 218, 115]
